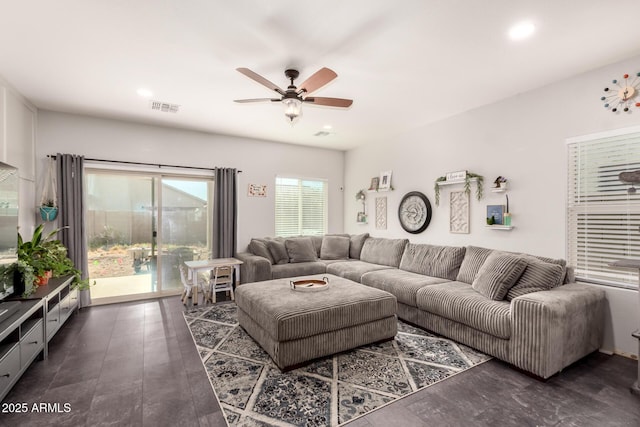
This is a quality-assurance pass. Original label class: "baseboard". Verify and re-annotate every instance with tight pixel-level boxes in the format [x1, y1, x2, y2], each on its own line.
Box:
[598, 348, 638, 360]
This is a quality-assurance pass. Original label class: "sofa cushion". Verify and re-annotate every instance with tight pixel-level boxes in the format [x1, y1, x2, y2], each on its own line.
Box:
[399, 243, 466, 281]
[360, 237, 409, 267]
[326, 260, 394, 283]
[349, 233, 369, 260]
[271, 262, 327, 279]
[321, 235, 350, 260]
[248, 238, 274, 264]
[361, 269, 449, 307]
[506, 256, 566, 300]
[472, 252, 527, 300]
[456, 246, 493, 284]
[416, 281, 512, 339]
[285, 237, 317, 263]
[266, 238, 289, 265]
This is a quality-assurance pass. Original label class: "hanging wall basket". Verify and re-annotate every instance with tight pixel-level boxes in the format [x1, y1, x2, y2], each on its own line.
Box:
[39, 206, 58, 221]
[39, 157, 58, 221]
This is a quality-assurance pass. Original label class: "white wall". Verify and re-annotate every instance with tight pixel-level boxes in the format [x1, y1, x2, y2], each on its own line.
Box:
[344, 55, 640, 357]
[36, 111, 345, 250]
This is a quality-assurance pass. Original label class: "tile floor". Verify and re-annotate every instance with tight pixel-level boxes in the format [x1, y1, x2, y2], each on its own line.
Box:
[1, 296, 639, 426]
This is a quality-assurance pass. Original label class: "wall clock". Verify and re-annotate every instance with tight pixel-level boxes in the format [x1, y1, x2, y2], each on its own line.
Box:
[602, 72, 640, 113]
[398, 191, 432, 234]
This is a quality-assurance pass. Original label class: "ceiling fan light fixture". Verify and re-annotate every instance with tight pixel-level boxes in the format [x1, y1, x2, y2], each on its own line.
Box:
[283, 98, 302, 124]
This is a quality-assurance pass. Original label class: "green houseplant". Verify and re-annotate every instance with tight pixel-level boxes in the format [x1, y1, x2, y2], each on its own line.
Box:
[17, 224, 92, 297]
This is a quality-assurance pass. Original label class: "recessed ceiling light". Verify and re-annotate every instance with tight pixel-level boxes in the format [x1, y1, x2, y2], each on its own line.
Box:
[137, 88, 153, 98]
[508, 21, 535, 40]
[323, 125, 333, 130]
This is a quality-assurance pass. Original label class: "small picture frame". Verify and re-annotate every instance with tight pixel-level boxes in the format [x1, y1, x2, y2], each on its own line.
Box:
[368, 177, 379, 191]
[248, 184, 267, 197]
[446, 170, 467, 181]
[379, 170, 392, 191]
[486, 205, 505, 225]
[357, 212, 367, 223]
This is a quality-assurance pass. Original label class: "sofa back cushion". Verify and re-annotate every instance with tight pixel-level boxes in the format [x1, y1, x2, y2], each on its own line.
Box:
[248, 238, 274, 264]
[284, 237, 317, 263]
[349, 233, 369, 260]
[309, 235, 324, 257]
[506, 256, 566, 300]
[472, 252, 527, 300]
[456, 246, 493, 284]
[400, 243, 466, 280]
[266, 238, 289, 265]
[360, 237, 408, 267]
[320, 235, 350, 260]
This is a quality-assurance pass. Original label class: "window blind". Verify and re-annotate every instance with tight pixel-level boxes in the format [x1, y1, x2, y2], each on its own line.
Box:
[275, 176, 328, 237]
[567, 129, 640, 289]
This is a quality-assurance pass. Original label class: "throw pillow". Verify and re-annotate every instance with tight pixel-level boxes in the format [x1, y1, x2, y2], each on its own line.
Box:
[321, 235, 350, 260]
[248, 238, 274, 264]
[456, 246, 493, 284]
[506, 256, 566, 300]
[284, 237, 317, 263]
[472, 252, 527, 300]
[399, 243, 466, 280]
[349, 233, 369, 259]
[266, 238, 289, 265]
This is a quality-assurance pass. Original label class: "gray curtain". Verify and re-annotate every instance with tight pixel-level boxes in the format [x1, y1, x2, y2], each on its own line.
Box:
[212, 168, 238, 258]
[56, 153, 90, 307]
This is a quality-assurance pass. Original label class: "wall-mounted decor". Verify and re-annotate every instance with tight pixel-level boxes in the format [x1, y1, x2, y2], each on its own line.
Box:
[356, 190, 367, 224]
[601, 72, 640, 113]
[446, 170, 467, 181]
[434, 171, 484, 206]
[247, 184, 267, 197]
[378, 170, 393, 191]
[486, 204, 505, 225]
[398, 191, 432, 234]
[357, 212, 367, 224]
[375, 197, 387, 230]
[368, 177, 379, 191]
[492, 176, 508, 190]
[449, 191, 469, 234]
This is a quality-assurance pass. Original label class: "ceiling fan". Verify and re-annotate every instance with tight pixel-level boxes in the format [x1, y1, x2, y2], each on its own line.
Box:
[234, 67, 353, 124]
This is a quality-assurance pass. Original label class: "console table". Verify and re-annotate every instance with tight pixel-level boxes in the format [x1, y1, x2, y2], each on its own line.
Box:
[0, 276, 78, 401]
[609, 259, 640, 395]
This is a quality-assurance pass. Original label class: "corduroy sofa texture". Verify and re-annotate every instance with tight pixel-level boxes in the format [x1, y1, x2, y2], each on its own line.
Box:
[235, 234, 605, 379]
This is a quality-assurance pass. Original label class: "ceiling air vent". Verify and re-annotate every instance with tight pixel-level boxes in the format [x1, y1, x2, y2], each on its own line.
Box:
[150, 101, 180, 113]
[313, 131, 331, 137]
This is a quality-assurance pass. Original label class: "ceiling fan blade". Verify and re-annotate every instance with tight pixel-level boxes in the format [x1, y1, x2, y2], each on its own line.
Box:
[236, 68, 285, 96]
[304, 97, 353, 108]
[297, 67, 338, 95]
[234, 98, 281, 103]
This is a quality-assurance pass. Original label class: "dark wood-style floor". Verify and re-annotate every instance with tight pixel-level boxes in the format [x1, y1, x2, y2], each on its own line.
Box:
[2, 296, 639, 427]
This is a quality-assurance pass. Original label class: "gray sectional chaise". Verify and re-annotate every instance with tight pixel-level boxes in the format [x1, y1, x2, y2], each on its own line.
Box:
[236, 234, 605, 379]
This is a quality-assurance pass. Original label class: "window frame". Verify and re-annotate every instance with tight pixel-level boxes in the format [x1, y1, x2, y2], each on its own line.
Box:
[274, 175, 328, 237]
[566, 125, 640, 290]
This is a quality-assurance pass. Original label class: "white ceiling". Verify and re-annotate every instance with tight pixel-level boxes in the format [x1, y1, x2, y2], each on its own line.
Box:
[1, 1, 640, 151]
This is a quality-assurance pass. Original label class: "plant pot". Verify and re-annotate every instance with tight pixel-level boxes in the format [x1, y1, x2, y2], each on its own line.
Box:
[36, 274, 50, 286]
[39, 206, 58, 221]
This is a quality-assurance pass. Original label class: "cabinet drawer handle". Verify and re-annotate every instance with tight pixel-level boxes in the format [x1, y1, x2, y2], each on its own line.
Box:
[28, 341, 39, 345]
[1, 373, 9, 378]
[49, 318, 58, 322]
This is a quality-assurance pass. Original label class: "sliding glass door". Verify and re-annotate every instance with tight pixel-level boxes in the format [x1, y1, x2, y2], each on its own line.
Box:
[85, 170, 213, 303]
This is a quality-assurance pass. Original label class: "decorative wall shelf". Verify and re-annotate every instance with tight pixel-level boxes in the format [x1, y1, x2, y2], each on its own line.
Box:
[485, 225, 514, 230]
[367, 189, 393, 193]
[491, 188, 507, 193]
[436, 178, 479, 187]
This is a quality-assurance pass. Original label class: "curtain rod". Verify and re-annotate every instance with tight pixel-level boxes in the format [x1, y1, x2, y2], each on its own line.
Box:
[47, 155, 242, 173]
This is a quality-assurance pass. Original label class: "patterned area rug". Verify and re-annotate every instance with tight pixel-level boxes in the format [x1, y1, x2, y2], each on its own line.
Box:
[184, 302, 490, 427]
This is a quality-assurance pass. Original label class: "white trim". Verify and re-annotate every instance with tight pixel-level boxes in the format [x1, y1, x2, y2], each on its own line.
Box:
[565, 125, 640, 144]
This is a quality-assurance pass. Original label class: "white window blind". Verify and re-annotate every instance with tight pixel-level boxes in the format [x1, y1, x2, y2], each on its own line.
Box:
[567, 129, 640, 289]
[275, 176, 328, 237]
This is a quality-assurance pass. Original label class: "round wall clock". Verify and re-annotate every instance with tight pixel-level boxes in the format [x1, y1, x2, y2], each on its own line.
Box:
[398, 191, 432, 234]
[601, 72, 640, 113]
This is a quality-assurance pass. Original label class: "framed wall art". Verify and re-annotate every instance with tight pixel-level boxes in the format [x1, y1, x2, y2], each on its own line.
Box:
[450, 191, 469, 234]
[248, 184, 267, 197]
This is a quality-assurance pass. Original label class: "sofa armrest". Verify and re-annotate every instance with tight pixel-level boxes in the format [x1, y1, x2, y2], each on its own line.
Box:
[510, 283, 605, 379]
[236, 252, 272, 284]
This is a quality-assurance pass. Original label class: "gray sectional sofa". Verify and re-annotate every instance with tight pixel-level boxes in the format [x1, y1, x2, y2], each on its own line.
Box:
[235, 234, 605, 379]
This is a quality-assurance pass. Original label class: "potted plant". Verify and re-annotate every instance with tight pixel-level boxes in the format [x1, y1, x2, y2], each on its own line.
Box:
[39, 199, 58, 221]
[493, 176, 508, 189]
[16, 224, 93, 297]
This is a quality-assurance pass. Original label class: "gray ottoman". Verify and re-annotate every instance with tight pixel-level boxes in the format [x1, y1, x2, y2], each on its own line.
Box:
[235, 274, 397, 370]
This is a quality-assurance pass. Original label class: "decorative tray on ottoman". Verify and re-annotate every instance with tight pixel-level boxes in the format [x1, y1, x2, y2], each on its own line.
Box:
[290, 277, 330, 292]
